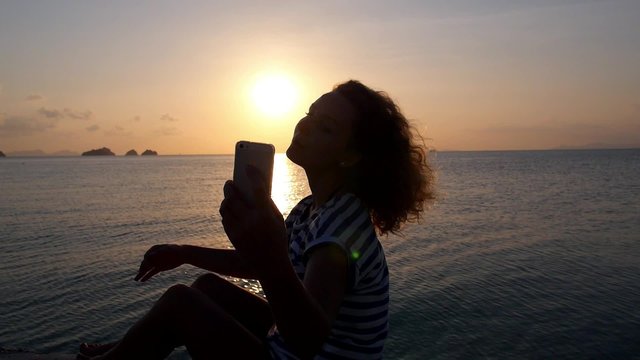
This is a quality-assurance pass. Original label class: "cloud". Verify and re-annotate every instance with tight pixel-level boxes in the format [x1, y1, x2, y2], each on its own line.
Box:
[37, 107, 93, 120]
[0, 115, 56, 137]
[155, 126, 181, 136]
[131, 115, 141, 122]
[64, 108, 93, 120]
[38, 107, 64, 119]
[104, 125, 133, 137]
[86, 124, 100, 132]
[25, 94, 44, 101]
[160, 113, 179, 122]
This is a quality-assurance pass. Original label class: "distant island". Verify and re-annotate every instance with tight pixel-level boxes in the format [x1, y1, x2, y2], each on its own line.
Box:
[141, 149, 158, 156]
[82, 147, 115, 156]
[0, 148, 166, 156]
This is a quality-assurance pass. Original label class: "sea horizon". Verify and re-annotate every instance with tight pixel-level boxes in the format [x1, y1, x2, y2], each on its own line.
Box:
[2, 146, 640, 158]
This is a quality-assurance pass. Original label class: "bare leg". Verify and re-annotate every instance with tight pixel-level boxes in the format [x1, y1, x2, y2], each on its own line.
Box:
[79, 274, 273, 358]
[190, 273, 274, 338]
[95, 284, 269, 360]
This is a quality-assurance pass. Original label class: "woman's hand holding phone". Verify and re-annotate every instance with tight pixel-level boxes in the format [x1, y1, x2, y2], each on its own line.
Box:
[220, 141, 288, 275]
[220, 168, 288, 276]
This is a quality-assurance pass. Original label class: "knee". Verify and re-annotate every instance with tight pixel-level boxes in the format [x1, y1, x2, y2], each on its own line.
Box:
[160, 283, 194, 305]
[191, 272, 225, 291]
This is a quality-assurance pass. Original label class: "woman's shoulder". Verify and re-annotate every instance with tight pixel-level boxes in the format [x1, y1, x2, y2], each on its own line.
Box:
[312, 193, 374, 240]
[285, 195, 314, 223]
[318, 192, 367, 220]
[295, 194, 314, 209]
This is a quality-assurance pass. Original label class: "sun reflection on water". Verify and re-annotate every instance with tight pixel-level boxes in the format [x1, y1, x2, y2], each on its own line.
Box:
[271, 153, 309, 217]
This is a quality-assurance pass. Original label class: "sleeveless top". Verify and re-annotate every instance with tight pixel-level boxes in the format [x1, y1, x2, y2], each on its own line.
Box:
[266, 193, 389, 360]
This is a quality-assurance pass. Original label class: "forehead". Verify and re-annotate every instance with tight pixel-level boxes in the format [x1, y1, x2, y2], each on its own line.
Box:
[310, 92, 357, 125]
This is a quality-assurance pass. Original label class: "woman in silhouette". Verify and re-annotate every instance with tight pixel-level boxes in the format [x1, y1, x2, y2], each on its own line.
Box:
[78, 80, 435, 359]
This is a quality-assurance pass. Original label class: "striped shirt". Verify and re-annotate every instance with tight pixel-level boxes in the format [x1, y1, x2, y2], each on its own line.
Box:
[266, 193, 389, 360]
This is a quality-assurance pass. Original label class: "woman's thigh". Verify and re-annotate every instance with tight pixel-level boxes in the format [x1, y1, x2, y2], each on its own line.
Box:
[191, 273, 274, 338]
[162, 284, 271, 360]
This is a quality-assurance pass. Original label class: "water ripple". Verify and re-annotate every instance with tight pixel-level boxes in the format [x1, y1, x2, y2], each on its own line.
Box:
[1, 152, 640, 359]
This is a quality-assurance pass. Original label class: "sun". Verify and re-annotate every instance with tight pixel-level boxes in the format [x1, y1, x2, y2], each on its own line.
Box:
[251, 74, 298, 118]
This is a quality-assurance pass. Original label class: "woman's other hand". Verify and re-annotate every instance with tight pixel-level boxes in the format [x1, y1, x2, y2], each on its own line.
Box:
[219, 165, 288, 275]
[134, 244, 185, 282]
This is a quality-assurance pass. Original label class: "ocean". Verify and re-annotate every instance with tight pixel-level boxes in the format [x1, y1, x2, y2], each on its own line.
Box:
[1, 150, 639, 359]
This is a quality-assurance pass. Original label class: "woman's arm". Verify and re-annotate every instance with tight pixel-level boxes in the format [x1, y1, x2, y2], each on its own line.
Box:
[180, 245, 257, 279]
[260, 244, 348, 359]
[135, 244, 257, 282]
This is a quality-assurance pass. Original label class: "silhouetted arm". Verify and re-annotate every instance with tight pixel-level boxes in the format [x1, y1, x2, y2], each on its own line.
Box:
[259, 244, 348, 358]
[180, 245, 257, 279]
[135, 244, 256, 282]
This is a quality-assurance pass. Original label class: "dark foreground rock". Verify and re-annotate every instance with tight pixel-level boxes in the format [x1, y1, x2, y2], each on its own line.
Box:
[125, 149, 138, 156]
[141, 149, 158, 156]
[0, 347, 185, 359]
[81, 147, 115, 156]
[0, 151, 5, 157]
[0, 347, 74, 360]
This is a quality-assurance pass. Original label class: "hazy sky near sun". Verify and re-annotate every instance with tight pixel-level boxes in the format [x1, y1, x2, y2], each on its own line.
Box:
[1, 0, 639, 154]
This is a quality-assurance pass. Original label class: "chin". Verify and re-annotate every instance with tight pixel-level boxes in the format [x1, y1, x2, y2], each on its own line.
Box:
[285, 145, 296, 161]
[286, 146, 303, 166]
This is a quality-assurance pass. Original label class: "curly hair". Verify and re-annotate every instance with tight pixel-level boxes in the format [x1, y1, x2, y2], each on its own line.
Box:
[334, 80, 436, 235]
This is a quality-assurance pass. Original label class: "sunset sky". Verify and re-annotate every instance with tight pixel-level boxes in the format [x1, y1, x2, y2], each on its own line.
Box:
[1, 0, 639, 155]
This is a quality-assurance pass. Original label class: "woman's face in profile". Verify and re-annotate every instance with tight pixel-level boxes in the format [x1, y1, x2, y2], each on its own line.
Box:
[286, 91, 358, 172]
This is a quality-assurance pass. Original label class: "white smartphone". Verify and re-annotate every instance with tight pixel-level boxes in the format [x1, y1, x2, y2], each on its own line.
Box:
[233, 141, 275, 200]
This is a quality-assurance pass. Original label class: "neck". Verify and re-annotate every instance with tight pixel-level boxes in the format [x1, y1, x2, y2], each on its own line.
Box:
[305, 169, 346, 210]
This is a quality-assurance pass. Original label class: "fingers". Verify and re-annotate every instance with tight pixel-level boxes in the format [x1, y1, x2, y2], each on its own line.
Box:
[134, 258, 153, 281]
[135, 258, 161, 282]
[138, 267, 160, 282]
[223, 180, 234, 199]
[220, 180, 250, 219]
[245, 166, 282, 217]
[219, 198, 236, 221]
[245, 165, 270, 207]
[134, 245, 162, 281]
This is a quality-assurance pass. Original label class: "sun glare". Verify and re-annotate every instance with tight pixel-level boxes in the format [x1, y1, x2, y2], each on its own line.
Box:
[251, 74, 298, 118]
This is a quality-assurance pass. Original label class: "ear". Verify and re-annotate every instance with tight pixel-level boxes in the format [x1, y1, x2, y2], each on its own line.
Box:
[339, 150, 362, 168]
